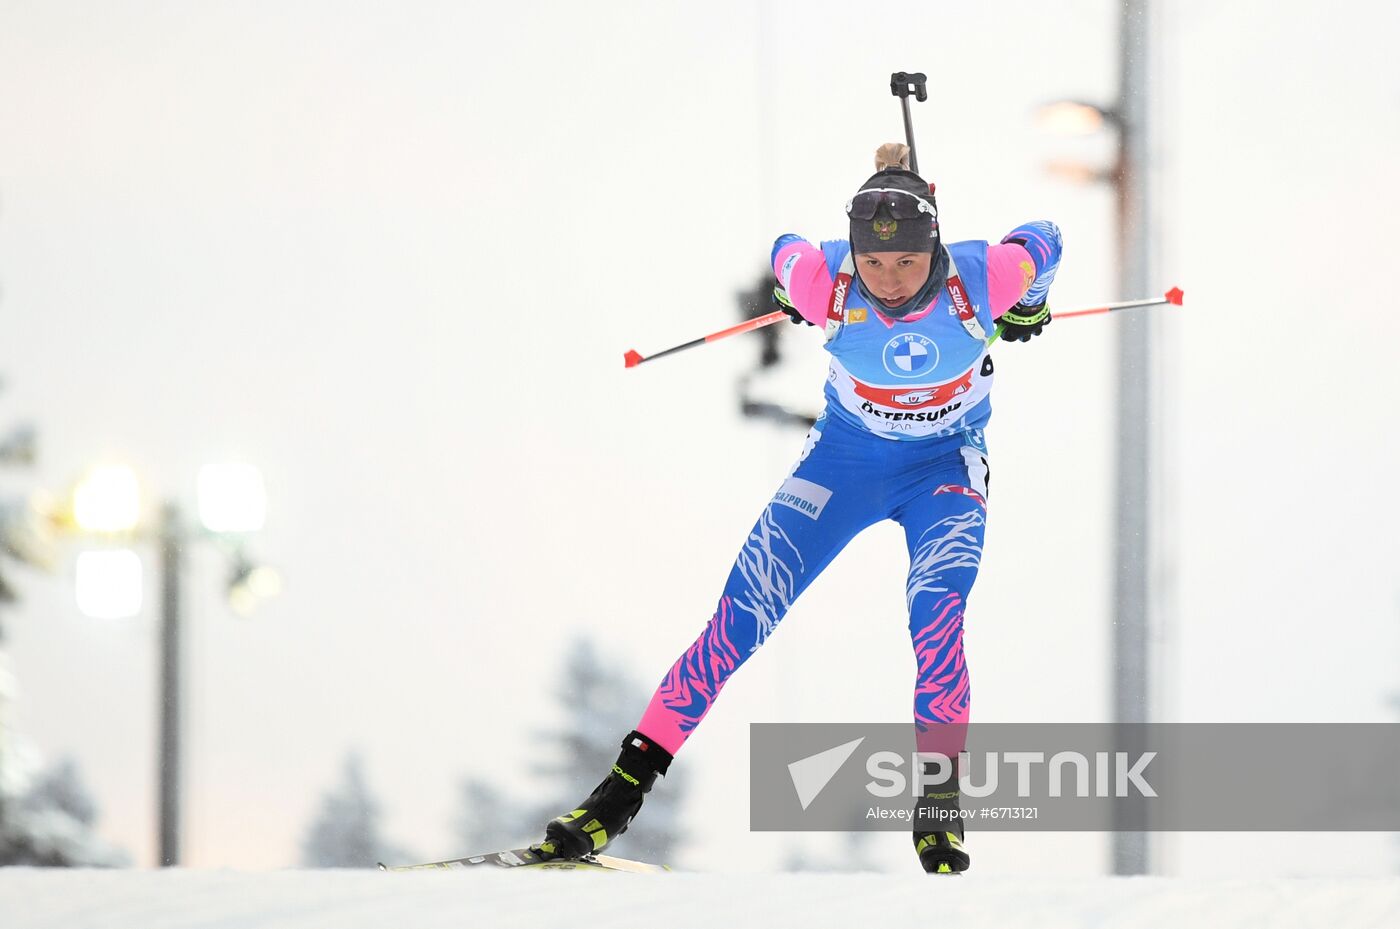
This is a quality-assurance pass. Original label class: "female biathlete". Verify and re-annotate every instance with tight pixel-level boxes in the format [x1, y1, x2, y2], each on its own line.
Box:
[536, 145, 1062, 874]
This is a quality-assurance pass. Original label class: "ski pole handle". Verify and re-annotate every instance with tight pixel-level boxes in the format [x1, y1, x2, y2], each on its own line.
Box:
[985, 287, 1184, 347]
[624, 310, 790, 369]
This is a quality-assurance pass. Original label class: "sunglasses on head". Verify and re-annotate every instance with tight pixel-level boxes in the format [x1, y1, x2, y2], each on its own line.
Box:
[845, 187, 938, 222]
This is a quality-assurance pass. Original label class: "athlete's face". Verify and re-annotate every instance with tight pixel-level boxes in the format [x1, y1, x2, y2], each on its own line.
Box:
[855, 252, 932, 308]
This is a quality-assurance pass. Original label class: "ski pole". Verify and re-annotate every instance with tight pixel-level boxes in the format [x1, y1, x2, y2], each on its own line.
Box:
[623, 310, 789, 368]
[890, 71, 928, 175]
[986, 287, 1184, 346]
[625, 288, 1184, 368]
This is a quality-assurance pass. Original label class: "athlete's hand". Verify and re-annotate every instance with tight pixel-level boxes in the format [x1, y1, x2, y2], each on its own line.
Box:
[999, 302, 1051, 342]
[773, 285, 813, 326]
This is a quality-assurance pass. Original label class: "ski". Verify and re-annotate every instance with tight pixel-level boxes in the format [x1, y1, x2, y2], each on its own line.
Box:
[377, 846, 671, 874]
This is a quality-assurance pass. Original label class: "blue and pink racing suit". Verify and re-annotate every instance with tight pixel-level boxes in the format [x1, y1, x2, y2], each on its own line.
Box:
[636, 222, 1063, 755]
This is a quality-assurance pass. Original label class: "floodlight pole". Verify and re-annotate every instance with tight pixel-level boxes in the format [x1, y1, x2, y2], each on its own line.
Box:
[157, 501, 184, 867]
[1111, 0, 1154, 876]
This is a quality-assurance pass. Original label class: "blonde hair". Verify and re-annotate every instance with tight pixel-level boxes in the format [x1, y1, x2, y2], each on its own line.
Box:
[874, 142, 911, 172]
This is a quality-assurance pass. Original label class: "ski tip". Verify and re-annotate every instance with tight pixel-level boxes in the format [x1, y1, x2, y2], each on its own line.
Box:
[623, 349, 644, 369]
[1165, 286, 1184, 306]
[376, 862, 388, 871]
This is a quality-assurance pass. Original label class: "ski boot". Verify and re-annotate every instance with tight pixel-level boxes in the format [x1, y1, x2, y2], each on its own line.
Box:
[912, 760, 971, 874]
[534, 729, 673, 860]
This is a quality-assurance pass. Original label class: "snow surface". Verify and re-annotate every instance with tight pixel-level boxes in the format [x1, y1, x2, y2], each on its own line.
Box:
[2, 869, 1398, 929]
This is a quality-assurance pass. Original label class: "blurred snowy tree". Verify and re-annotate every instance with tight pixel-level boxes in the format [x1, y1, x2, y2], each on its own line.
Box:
[0, 386, 108, 866]
[780, 831, 884, 873]
[455, 635, 688, 863]
[453, 778, 518, 856]
[301, 753, 407, 868]
[0, 755, 128, 866]
[24, 758, 96, 826]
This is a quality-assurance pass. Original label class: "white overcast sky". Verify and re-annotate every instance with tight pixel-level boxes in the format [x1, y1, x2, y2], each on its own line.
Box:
[1, 0, 1397, 875]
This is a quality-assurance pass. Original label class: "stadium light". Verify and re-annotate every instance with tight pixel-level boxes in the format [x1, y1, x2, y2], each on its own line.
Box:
[1036, 100, 1117, 136]
[74, 549, 143, 619]
[197, 463, 267, 534]
[72, 465, 141, 534]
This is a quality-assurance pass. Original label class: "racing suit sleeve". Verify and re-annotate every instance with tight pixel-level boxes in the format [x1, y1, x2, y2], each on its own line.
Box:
[771, 234, 834, 327]
[989, 221, 1063, 319]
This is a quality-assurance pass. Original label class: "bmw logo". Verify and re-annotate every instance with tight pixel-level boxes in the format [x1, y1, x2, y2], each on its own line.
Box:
[882, 333, 939, 378]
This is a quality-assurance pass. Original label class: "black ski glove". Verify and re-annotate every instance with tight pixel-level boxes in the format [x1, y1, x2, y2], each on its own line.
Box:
[773, 285, 813, 326]
[999, 302, 1051, 342]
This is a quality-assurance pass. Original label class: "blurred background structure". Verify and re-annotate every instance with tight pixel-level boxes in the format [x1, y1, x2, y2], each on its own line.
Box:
[0, 0, 1397, 875]
[62, 460, 277, 866]
[1038, 0, 1161, 875]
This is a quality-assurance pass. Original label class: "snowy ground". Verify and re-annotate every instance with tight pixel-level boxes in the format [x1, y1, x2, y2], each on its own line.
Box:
[2, 869, 1399, 929]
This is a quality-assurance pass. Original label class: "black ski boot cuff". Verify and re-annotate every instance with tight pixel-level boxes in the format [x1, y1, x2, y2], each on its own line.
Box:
[615, 730, 674, 790]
